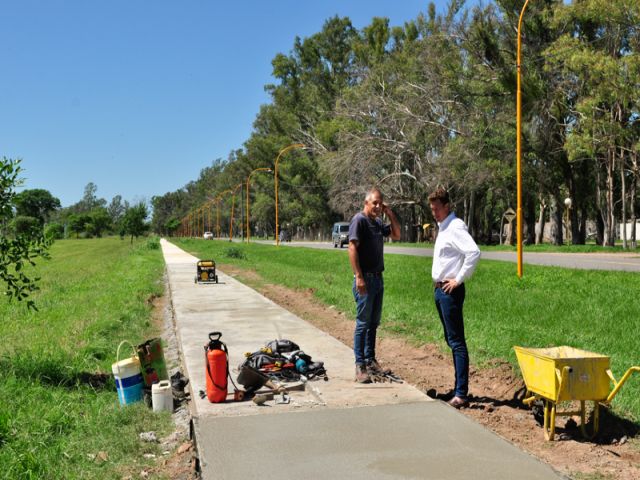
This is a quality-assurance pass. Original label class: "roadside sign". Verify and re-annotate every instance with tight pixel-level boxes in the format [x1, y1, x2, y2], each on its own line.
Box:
[504, 208, 516, 223]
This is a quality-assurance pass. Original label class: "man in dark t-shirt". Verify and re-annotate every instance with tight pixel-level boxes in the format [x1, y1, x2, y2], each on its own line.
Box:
[348, 188, 400, 383]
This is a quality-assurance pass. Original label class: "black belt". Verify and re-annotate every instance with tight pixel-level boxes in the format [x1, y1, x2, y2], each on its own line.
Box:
[364, 272, 383, 278]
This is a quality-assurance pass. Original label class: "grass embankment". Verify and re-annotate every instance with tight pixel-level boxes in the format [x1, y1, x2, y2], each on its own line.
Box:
[176, 238, 640, 421]
[0, 237, 171, 479]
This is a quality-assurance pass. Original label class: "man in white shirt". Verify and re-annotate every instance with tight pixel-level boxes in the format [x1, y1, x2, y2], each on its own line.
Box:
[429, 188, 480, 408]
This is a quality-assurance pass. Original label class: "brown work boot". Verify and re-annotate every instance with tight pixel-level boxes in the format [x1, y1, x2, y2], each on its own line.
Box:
[447, 396, 469, 409]
[366, 358, 383, 374]
[355, 364, 371, 383]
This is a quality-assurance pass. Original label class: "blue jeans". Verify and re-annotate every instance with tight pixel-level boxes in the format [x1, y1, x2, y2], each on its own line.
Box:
[434, 284, 469, 399]
[353, 275, 384, 365]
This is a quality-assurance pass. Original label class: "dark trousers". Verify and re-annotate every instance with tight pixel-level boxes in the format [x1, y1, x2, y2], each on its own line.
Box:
[434, 283, 469, 399]
[352, 275, 384, 365]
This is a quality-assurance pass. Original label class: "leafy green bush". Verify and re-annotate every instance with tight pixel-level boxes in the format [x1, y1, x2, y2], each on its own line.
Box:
[11, 215, 41, 235]
[44, 222, 64, 240]
[223, 246, 247, 259]
[145, 235, 160, 250]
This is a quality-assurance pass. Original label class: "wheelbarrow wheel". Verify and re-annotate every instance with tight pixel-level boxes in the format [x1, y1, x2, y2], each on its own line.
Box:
[579, 400, 600, 440]
[543, 400, 557, 441]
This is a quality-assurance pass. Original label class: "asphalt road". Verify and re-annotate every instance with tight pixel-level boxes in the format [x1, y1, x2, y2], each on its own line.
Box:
[265, 240, 640, 272]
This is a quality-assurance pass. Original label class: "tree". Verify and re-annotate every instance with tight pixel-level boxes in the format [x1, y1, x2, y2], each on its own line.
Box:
[67, 213, 90, 238]
[122, 202, 149, 244]
[0, 158, 49, 310]
[144, 1, 640, 247]
[546, 0, 640, 246]
[11, 216, 41, 235]
[163, 217, 181, 236]
[88, 208, 112, 237]
[44, 222, 64, 240]
[13, 188, 61, 224]
[70, 182, 107, 214]
[151, 189, 189, 234]
[107, 195, 128, 225]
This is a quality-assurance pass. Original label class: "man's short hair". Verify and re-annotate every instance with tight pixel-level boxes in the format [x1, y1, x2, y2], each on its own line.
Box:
[428, 188, 450, 205]
[365, 187, 383, 202]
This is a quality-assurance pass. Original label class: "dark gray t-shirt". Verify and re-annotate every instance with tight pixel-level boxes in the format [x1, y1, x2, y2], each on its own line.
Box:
[348, 212, 391, 273]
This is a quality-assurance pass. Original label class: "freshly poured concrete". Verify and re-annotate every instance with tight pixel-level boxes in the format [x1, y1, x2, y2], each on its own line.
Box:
[161, 239, 564, 479]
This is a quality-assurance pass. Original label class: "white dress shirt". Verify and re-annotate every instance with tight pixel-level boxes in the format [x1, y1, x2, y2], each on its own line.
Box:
[432, 212, 480, 284]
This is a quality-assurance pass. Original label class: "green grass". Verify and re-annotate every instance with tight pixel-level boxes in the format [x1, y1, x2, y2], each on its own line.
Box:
[388, 240, 634, 253]
[0, 237, 171, 480]
[176, 238, 640, 422]
[479, 243, 630, 253]
[573, 473, 616, 480]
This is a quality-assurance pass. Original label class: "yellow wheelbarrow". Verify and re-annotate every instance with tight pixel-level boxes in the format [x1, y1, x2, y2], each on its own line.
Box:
[514, 346, 639, 441]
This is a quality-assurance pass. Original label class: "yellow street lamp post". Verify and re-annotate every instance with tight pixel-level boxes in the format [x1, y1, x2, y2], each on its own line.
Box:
[246, 167, 273, 243]
[274, 143, 305, 245]
[516, 0, 531, 278]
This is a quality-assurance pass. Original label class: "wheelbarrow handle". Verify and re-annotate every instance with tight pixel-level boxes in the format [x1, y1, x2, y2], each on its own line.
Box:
[606, 366, 640, 403]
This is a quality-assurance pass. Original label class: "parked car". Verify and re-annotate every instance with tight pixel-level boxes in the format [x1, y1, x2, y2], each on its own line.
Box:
[203, 231, 214, 240]
[332, 222, 350, 248]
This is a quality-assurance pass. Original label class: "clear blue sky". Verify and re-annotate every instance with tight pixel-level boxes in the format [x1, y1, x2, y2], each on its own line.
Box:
[1, 0, 452, 207]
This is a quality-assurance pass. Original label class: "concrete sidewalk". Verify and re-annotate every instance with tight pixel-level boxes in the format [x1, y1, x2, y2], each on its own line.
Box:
[161, 239, 564, 479]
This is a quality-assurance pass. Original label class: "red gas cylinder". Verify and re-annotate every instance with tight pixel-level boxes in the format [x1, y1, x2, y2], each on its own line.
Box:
[205, 332, 228, 403]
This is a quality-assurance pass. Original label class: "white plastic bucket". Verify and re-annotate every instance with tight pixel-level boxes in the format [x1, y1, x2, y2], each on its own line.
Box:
[112, 341, 144, 406]
[152, 380, 173, 413]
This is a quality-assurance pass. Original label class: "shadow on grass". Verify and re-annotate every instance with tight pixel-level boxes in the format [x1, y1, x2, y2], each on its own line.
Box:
[0, 355, 113, 390]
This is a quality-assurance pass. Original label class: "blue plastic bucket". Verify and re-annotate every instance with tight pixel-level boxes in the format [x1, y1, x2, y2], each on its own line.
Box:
[112, 341, 144, 405]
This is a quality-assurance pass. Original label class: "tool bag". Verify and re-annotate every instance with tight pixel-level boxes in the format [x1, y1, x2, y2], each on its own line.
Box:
[242, 352, 284, 370]
[265, 339, 300, 354]
[241, 341, 328, 381]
